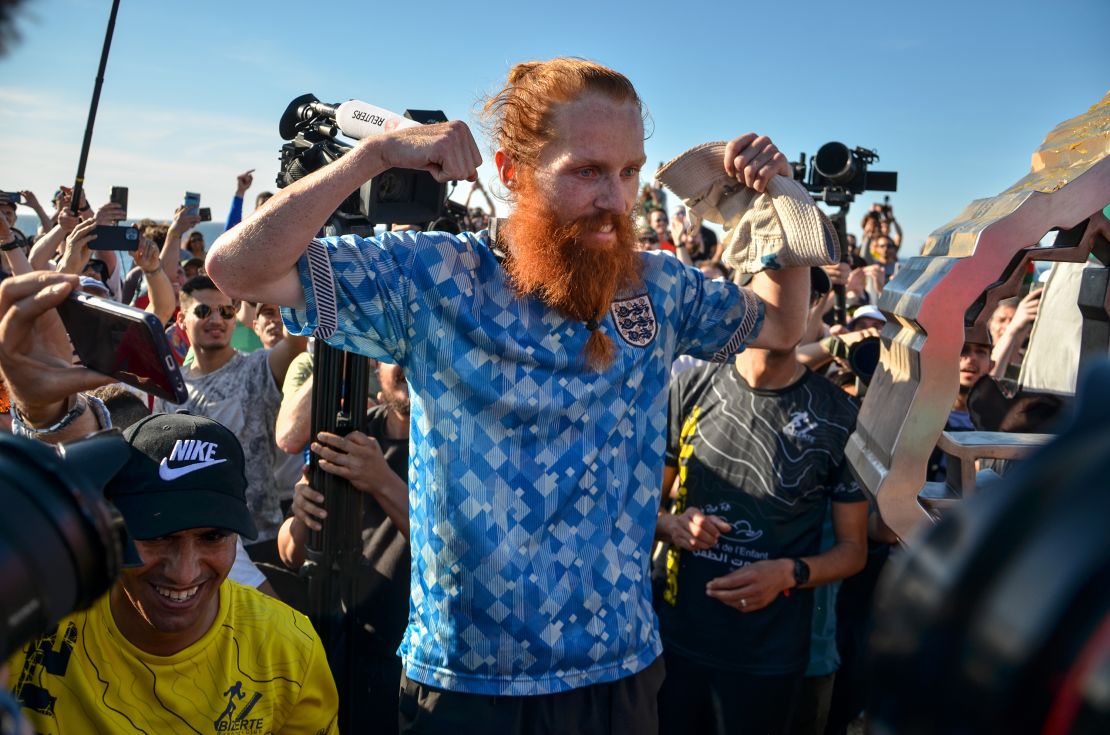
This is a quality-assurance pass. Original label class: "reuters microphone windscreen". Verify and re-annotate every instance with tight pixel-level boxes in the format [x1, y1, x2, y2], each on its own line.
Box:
[335, 100, 420, 140]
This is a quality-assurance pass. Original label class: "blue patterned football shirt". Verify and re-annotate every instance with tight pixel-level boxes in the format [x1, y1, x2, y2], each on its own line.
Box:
[282, 227, 764, 695]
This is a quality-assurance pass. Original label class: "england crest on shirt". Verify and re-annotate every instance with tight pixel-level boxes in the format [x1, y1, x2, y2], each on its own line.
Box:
[610, 293, 658, 348]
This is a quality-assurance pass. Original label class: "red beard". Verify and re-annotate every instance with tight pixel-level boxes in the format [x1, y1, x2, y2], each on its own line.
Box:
[502, 182, 642, 325]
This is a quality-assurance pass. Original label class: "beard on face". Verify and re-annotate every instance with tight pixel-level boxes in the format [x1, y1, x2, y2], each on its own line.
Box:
[502, 176, 642, 327]
[381, 393, 411, 417]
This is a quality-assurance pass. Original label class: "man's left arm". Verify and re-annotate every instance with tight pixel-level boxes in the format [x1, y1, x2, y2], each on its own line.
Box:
[795, 498, 868, 587]
[719, 134, 812, 352]
[673, 135, 821, 358]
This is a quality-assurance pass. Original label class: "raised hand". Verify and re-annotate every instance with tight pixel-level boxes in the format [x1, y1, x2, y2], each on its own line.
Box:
[0, 272, 112, 426]
[378, 120, 483, 183]
[19, 190, 42, 211]
[236, 169, 255, 197]
[94, 202, 126, 225]
[58, 218, 99, 275]
[133, 237, 161, 273]
[169, 205, 201, 237]
[723, 133, 791, 193]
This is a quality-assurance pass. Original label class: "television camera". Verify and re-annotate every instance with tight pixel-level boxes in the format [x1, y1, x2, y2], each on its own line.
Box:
[277, 93, 458, 236]
[792, 142, 899, 323]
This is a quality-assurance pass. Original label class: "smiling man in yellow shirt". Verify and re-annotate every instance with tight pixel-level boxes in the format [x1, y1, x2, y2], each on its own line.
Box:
[6, 413, 339, 734]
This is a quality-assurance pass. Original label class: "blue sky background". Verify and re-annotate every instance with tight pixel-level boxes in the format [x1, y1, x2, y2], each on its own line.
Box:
[3, 0, 1108, 254]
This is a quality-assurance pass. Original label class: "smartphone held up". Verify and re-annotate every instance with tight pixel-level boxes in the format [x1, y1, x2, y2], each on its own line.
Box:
[183, 191, 200, 217]
[89, 225, 140, 251]
[109, 186, 128, 218]
[55, 292, 187, 404]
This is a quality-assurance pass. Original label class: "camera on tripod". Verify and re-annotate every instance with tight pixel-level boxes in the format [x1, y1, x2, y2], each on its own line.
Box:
[277, 93, 453, 233]
[789, 141, 899, 325]
[792, 141, 898, 207]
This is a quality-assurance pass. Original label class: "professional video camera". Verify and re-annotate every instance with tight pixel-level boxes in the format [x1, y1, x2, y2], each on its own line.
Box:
[868, 361, 1110, 733]
[0, 431, 132, 731]
[793, 141, 898, 207]
[277, 93, 455, 236]
[791, 142, 899, 323]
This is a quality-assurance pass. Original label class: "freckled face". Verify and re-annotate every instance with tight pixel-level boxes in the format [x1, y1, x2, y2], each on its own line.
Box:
[521, 94, 645, 250]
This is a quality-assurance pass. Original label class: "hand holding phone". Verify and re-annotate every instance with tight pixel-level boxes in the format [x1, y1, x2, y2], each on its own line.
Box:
[0, 273, 115, 427]
[55, 291, 188, 403]
[62, 218, 100, 263]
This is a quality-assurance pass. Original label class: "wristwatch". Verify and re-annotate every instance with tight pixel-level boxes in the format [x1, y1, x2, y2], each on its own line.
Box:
[792, 558, 811, 588]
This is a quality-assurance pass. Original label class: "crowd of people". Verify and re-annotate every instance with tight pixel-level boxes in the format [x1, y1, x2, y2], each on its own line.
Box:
[0, 56, 1077, 735]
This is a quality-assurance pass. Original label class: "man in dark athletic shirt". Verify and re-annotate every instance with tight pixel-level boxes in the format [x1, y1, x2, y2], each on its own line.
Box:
[655, 326, 869, 735]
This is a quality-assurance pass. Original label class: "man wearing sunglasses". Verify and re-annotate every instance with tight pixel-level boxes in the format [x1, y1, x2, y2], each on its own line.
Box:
[153, 275, 307, 563]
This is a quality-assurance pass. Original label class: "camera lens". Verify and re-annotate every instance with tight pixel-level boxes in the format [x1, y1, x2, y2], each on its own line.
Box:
[847, 336, 881, 385]
[868, 364, 1110, 734]
[0, 432, 130, 661]
[814, 142, 856, 185]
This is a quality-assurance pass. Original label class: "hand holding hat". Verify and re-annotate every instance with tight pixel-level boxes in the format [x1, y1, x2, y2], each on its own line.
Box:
[656, 135, 840, 273]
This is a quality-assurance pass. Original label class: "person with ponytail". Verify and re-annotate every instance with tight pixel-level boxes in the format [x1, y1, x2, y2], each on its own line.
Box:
[207, 57, 813, 733]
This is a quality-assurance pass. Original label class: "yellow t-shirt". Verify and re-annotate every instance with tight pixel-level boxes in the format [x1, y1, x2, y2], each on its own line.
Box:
[7, 580, 339, 734]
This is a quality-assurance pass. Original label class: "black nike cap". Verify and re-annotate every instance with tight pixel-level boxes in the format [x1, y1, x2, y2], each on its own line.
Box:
[105, 413, 258, 558]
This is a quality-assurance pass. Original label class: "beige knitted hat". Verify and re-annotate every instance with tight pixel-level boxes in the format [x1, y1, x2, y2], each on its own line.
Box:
[656, 141, 840, 273]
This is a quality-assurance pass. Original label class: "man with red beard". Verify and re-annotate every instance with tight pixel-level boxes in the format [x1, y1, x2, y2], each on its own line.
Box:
[207, 58, 814, 733]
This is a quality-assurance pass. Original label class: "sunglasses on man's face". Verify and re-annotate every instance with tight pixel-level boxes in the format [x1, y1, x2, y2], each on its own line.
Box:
[191, 303, 237, 320]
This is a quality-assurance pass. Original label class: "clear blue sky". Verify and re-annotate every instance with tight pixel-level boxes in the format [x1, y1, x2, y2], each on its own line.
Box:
[3, 0, 1108, 254]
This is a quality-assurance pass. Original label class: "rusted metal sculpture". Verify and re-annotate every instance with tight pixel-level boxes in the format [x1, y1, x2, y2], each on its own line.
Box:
[847, 92, 1110, 541]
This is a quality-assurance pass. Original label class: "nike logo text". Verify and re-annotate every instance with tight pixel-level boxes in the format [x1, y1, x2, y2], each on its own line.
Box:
[159, 457, 227, 481]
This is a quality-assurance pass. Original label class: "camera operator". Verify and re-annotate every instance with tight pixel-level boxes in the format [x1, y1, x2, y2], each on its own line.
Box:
[278, 361, 413, 732]
[122, 222, 168, 305]
[797, 304, 884, 377]
[58, 217, 178, 323]
[860, 202, 902, 253]
[0, 272, 112, 441]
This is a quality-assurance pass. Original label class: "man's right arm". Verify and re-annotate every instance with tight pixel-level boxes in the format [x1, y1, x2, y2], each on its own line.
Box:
[206, 121, 482, 309]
